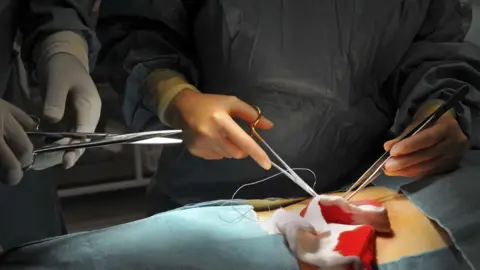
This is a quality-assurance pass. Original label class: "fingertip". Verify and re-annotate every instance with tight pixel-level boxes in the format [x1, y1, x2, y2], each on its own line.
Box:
[383, 170, 394, 177]
[265, 121, 274, 130]
[263, 117, 274, 127]
[63, 150, 82, 169]
[384, 138, 400, 151]
[19, 152, 34, 170]
[63, 158, 75, 170]
[261, 158, 272, 170]
[384, 159, 400, 173]
[74, 126, 98, 136]
[259, 148, 272, 169]
[6, 169, 23, 185]
[252, 117, 274, 130]
[25, 117, 39, 131]
[383, 160, 391, 171]
[383, 141, 392, 151]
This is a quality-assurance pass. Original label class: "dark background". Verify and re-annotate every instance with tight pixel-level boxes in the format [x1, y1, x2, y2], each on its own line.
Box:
[54, 0, 480, 233]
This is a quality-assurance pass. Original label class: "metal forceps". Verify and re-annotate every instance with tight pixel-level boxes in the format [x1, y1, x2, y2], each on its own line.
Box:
[23, 116, 182, 170]
[249, 106, 318, 197]
[343, 85, 470, 201]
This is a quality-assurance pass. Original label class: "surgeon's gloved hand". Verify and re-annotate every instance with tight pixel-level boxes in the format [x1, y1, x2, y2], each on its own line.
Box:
[40, 53, 101, 169]
[383, 113, 468, 178]
[0, 99, 37, 185]
[34, 31, 101, 169]
[166, 89, 273, 170]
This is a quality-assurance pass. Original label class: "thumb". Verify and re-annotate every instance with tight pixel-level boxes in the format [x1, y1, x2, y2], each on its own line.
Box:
[384, 138, 399, 151]
[72, 83, 102, 133]
[228, 99, 274, 130]
[2, 101, 38, 131]
[43, 81, 69, 123]
[60, 84, 101, 169]
[384, 120, 421, 151]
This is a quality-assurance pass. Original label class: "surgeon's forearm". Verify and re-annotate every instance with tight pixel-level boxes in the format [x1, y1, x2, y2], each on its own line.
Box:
[145, 69, 200, 126]
[413, 98, 456, 122]
[20, 0, 97, 64]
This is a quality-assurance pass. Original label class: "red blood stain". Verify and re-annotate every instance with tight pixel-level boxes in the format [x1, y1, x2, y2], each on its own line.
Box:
[319, 203, 354, 224]
[298, 199, 380, 269]
[334, 226, 375, 270]
[297, 259, 319, 270]
[300, 202, 353, 224]
[300, 207, 308, 217]
[300, 199, 383, 225]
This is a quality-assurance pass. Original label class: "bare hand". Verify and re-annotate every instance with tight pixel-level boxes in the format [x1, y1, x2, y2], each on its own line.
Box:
[383, 115, 467, 178]
[168, 90, 273, 169]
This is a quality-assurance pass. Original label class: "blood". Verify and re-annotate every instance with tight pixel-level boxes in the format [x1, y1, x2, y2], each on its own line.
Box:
[297, 260, 319, 270]
[298, 198, 380, 269]
[319, 203, 354, 224]
[300, 202, 354, 224]
[299, 207, 307, 217]
[334, 226, 375, 270]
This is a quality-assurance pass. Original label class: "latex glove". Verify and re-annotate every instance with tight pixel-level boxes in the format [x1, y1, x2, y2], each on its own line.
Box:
[41, 53, 101, 169]
[166, 89, 273, 169]
[383, 114, 468, 178]
[0, 99, 37, 185]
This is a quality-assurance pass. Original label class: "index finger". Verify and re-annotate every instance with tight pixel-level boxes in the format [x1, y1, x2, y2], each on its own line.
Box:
[2, 101, 37, 131]
[0, 141, 23, 185]
[391, 123, 447, 156]
[218, 116, 272, 170]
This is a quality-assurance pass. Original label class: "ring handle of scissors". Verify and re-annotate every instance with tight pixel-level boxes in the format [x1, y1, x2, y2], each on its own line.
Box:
[21, 115, 41, 171]
[28, 115, 41, 131]
[249, 105, 264, 142]
[22, 152, 38, 172]
[247, 105, 318, 197]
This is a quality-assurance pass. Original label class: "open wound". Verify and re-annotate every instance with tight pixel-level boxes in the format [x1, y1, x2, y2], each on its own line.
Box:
[261, 195, 391, 270]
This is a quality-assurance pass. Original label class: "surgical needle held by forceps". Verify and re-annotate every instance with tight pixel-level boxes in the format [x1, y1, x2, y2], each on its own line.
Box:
[342, 85, 470, 201]
[249, 106, 318, 197]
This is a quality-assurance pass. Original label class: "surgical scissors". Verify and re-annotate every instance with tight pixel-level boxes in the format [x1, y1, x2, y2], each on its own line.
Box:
[343, 85, 470, 201]
[249, 106, 318, 197]
[24, 116, 182, 170]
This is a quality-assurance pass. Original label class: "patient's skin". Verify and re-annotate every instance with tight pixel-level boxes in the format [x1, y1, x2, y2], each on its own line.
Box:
[256, 186, 452, 264]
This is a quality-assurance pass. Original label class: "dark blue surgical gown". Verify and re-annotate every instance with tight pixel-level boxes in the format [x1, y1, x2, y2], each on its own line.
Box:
[0, 0, 98, 249]
[97, 0, 480, 214]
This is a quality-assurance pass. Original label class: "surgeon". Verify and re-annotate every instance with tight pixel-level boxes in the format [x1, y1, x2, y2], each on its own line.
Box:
[0, 0, 101, 249]
[96, 0, 480, 214]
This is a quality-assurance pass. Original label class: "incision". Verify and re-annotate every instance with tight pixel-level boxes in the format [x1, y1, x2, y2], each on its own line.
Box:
[256, 186, 451, 265]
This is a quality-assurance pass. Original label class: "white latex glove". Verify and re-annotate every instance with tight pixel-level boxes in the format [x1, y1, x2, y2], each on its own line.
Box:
[0, 99, 36, 184]
[40, 52, 101, 169]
